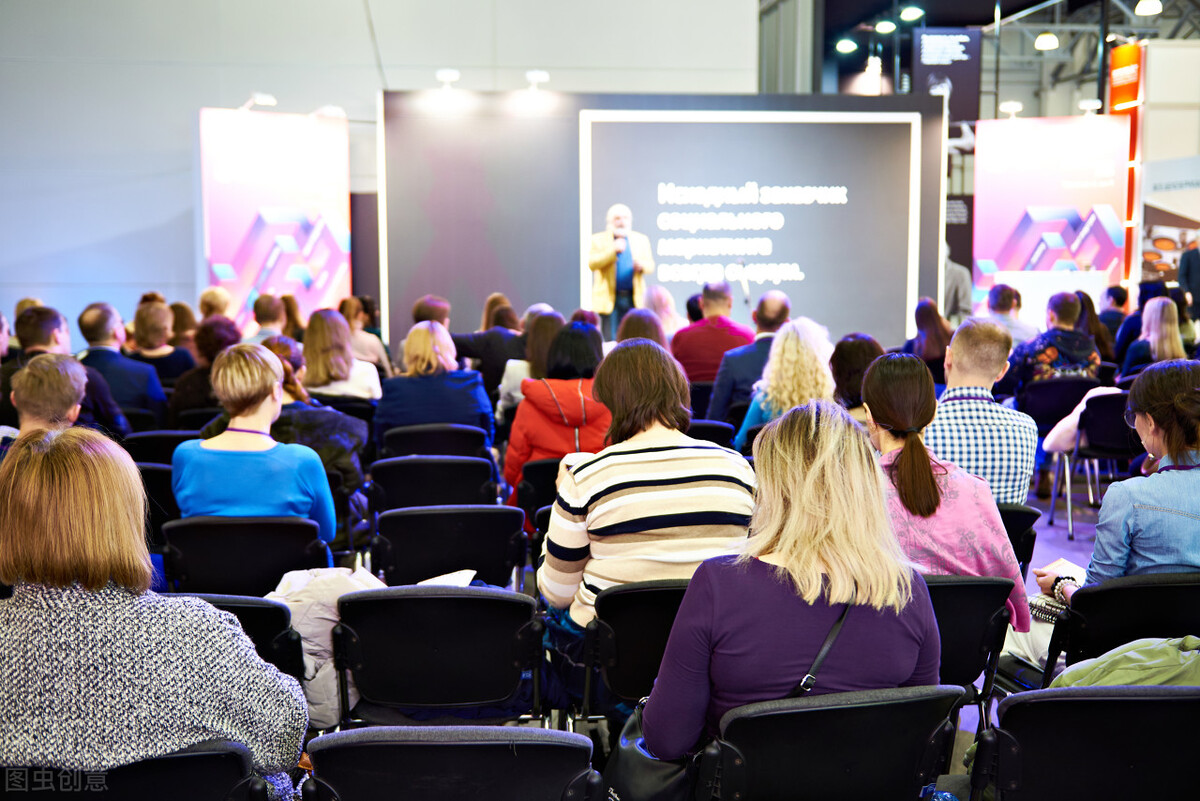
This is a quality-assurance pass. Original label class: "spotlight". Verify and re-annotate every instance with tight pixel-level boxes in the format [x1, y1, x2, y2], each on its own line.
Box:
[1034, 31, 1059, 51]
[999, 100, 1024, 119]
[1134, 0, 1163, 15]
[238, 92, 277, 111]
[835, 38, 859, 54]
[875, 20, 897, 34]
[309, 105, 347, 118]
[435, 68, 461, 89]
[900, 6, 925, 22]
[525, 69, 550, 91]
[1079, 98, 1102, 114]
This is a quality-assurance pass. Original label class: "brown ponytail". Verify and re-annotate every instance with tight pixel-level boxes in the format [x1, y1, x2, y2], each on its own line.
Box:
[862, 353, 941, 517]
[261, 335, 314, 406]
[1129, 360, 1200, 465]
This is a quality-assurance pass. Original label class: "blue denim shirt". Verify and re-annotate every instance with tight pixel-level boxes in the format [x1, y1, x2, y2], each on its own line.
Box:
[1087, 451, 1200, 585]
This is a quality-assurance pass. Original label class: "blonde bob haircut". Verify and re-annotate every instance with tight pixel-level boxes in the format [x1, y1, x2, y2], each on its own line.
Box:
[211, 343, 283, 418]
[0, 428, 152, 593]
[743, 400, 914, 613]
[403, 320, 457, 377]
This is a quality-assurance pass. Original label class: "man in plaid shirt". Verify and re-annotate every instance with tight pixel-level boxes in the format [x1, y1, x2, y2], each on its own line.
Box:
[924, 318, 1037, 505]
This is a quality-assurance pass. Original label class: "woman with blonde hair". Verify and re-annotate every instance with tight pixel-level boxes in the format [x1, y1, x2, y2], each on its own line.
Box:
[128, 301, 196, 383]
[1121, 296, 1186, 378]
[198, 286, 231, 320]
[732, 318, 834, 451]
[302, 309, 381, 399]
[374, 321, 493, 450]
[0, 428, 308, 798]
[644, 285, 688, 341]
[640, 401, 940, 759]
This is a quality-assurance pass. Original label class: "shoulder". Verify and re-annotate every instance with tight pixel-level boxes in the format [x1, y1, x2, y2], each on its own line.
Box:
[172, 438, 203, 460]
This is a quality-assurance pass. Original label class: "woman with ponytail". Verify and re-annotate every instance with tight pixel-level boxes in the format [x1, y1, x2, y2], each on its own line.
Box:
[862, 354, 1030, 632]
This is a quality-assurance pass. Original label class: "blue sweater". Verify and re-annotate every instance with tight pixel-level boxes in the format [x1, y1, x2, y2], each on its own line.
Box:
[171, 440, 337, 560]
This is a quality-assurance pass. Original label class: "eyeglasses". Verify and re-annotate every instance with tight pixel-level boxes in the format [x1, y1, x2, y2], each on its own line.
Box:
[1123, 408, 1139, 429]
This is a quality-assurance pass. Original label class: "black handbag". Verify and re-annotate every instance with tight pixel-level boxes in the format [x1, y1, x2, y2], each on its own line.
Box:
[603, 603, 852, 801]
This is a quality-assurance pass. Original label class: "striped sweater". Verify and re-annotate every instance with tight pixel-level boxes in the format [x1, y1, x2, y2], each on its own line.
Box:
[537, 430, 756, 626]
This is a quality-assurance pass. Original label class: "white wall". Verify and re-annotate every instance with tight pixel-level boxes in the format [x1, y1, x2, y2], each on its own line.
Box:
[0, 0, 757, 333]
[1144, 40, 1200, 164]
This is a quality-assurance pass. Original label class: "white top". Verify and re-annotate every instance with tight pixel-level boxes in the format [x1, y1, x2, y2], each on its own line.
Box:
[308, 358, 382, 400]
[350, 329, 393, 378]
[496, 358, 530, 422]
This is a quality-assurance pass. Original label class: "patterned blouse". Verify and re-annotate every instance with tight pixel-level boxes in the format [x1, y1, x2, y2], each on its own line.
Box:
[0, 583, 308, 799]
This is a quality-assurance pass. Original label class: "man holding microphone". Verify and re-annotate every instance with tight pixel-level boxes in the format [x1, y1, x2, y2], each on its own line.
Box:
[589, 203, 655, 340]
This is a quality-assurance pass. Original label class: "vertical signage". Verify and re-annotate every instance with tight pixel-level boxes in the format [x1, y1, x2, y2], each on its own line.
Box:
[913, 28, 983, 149]
[1109, 42, 1146, 281]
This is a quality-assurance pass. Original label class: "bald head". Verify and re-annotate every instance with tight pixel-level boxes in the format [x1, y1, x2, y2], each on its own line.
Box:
[753, 291, 791, 334]
[78, 302, 124, 347]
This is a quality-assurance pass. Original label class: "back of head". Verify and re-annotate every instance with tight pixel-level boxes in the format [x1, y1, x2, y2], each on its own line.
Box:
[1138, 280, 1168, 311]
[77, 302, 120, 346]
[1129, 360, 1200, 465]
[337, 296, 363, 324]
[701, 281, 733, 314]
[412, 294, 451, 325]
[490, 304, 520, 331]
[138, 291, 167, 306]
[358, 296, 379, 326]
[569, 309, 599, 327]
[403, 320, 456, 377]
[194, 315, 242, 365]
[616, 308, 666, 347]
[11, 354, 86, 426]
[1105, 285, 1128, 308]
[170, 302, 197, 336]
[15, 307, 66, 350]
[0, 427, 151, 592]
[211, 343, 283, 417]
[198, 286, 232, 319]
[525, 311, 566, 380]
[987, 284, 1017, 313]
[645, 285, 677, 319]
[593, 339, 690, 443]
[948, 318, 1012, 379]
[913, 297, 951, 359]
[280, 294, 305, 336]
[1169, 286, 1191, 324]
[1141, 296, 1185, 361]
[546, 322, 604, 380]
[480, 292, 511, 332]
[760, 319, 835, 412]
[14, 298, 43, 320]
[262, 335, 311, 405]
[754, 291, 791, 333]
[862, 353, 940, 517]
[254, 294, 286, 327]
[830, 333, 885, 409]
[1047, 292, 1082, 327]
[303, 309, 353, 386]
[133, 301, 173, 350]
[1073, 291, 1098, 334]
[746, 401, 912, 612]
[522, 303, 555, 331]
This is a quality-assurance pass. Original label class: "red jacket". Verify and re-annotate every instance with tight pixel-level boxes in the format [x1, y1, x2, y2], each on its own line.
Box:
[504, 377, 612, 488]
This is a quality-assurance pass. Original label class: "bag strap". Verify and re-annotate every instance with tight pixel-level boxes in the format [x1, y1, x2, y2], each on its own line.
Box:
[786, 603, 851, 697]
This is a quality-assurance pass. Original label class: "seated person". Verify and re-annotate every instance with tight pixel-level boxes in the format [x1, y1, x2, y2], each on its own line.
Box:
[339, 296, 394, 378]
[670, 281, 754, 383]
[0, 353, 86, 460]
[640, 401, 940, 760]
[496, 309, 564, 425]
[830, 332, 884, 425]
[1098, 285, 1127, 340]
[707, 290, 790, 423]
[862, 353, 1030, 632]
[78, 302, 167, 424]
[167, 315, 242, 427]
[127, 300, 196, 383]
[172, 344, 337, 563]
[899, 297, 953, 383]
[452, 304, 526, 401]
[0, 428, 307, 800]
[1121, 297, 1186, 378]
[375, 321, 493, 450]
[1114, 280, 1168, 364]
[302, 309, 382, 400]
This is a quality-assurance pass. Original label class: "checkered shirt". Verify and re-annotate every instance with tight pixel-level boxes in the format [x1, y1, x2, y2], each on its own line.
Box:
[923, 386, 1038, 506]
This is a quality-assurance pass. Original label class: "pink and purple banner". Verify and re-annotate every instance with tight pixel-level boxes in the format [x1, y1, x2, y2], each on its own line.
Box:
[199, 108, 351, 333]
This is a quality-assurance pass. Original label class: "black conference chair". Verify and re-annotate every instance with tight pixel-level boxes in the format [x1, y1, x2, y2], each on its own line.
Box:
[923, 576, 1013, 746]
[1016, 377, 1101, 437]
[333, 586, 543, 726]
[382, 423, 489, 459]
[122, 430, 199, 465]
[310, 395, 376, 424]
[174, 407, 224, 431]
[725, 400, 750, 430]
[580, 579, 691, 719]
[0, 740, 268, 800]
[138, 462, 179, 549]
[1115, 372, 1139, 390]
[695, 686, 964, 801]
[180, 593, 306, 681]
[368, 456, 498, 514]
[302, 726, 602, 801]
[689, 382, 714, 418]
[161, 517, 328, 596]
[687, 419, 735, 448]
[951, 686, 1200, 801]
[740, 423, 767, 456]
[121, 406, 160, 433]
[516, 457, 561, 530]
[370, 505, 524, 587]
[1072, 390, 1144, 504]
[995, 572, 1200, 692]
[1097, 361, 1118, 386]
[995, 503, 1040, 581]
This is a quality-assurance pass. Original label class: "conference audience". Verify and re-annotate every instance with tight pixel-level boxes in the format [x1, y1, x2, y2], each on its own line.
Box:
[280, 294, 306, 342]
[78, 302, 167, 424]
[375, 321, 493, 450]
[168, 301, 199, 362]
[830, 332, 885, 425]
[1074, 290, 1115, 363]
[0, 353, 86, 459]
[670, 281, 755, 382]
[497, 309, 565, 425]
[987, 284, 1039, 345]
[128, 301, 196, 383]
[901, 296, 953, 382]
[5, 298, 43, 357]
[0, 427, 307, 800]
[862, 353, 1031, 633]
[923, 319, 1038, 505]
[0, 307, 129, 439]
[707, 290, 790, 423]
[1114, 280, 1169, 364]
[339, 295, 394, 378]
[243, 294, 286, 346]
[1007, 291, 1101, 392]
[1098, 285, 1127, 339]
[640, 401, 940, 760]
[503, 322, 610, 491]
[1169, 287, 1196, 349]
[478, 292, 511, 333]
[452, 304, 526, 401]
[198, 285, 232, 320]
[1122, 296, 1186, 378]
[302, 309, 382, 400]
[733, 318, 834, 452]
[644, 285, 688, 341]
[167, 315, 242, 427]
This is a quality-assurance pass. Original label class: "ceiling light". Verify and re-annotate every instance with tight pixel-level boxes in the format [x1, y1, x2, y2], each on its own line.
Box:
[1079, 98, 1102, 114]
[900, 6, 925, 22]
[435, 68, 461, 89]
[309, 105, 347, 118]
[1034, 31, 1059, 51]
[238, 92, 277, 111]
[875, 20, 897, 34]
[525, 69, 550, 91]
[1134, 0, 1163, 15]
[999, 100, 1024, 119]
[835, 38, 859, 54]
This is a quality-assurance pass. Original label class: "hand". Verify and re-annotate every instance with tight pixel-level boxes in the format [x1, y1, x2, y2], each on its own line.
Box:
[633, 260, 645, 274]
[613, 237, 627, 254]
[1032, 568, 1059, 596]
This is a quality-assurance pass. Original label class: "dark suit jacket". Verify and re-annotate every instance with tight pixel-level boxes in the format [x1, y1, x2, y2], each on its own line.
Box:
[451, 328, 526, 401]
[80, 347, 168, 424]
[0, 349, 131, 438]
[1180, 248, 1200, 317]
[707, 335, 772, 422]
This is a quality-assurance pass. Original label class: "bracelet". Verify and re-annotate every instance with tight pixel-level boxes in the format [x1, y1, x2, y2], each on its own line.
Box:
[1051, 576, 1079, 604]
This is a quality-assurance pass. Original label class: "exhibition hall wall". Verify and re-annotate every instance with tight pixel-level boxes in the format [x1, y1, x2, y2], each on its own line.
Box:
[0, 0, 756, 337]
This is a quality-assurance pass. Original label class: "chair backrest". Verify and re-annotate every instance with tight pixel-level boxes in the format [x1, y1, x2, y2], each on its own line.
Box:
[303, 726, 601, 801]
[1115, 372, 1138, 390]
[687, 419, 735, 448]
[121, 406, 159, 433]
[161, 517, 327, 596]
[741, 423, 767, 455]
[175, 407, 224, 431]
[1098, 361, 1118, 386]
[369, 456, 496, 512]
[534, 505, 553, 535]
[371, 505, 524, 587]
[122, 431, 200, 465]
[1077, 391, 1144, 458]
[978, 686, 1200, 800]
[138, 462, 179, 548]
[334, 587, 541, 715]
[689, 381, 714, 418]
[517, 458, 561, 518]
[725, 400, 750, 430]
[995, 503, 1040, 581]
[382, 423, 488, 458]
[704, 686, 964, 801]
[179, 593, 306, 680]
[922, 576, 1013, 689]
[588, 580, 690, 703]
[310, 395, 377, 424]
[1016, 377, 1102, 435]
[0, 740, 267, 800]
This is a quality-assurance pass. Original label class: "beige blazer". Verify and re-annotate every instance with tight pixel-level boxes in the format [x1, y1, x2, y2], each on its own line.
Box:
[588, 230, 655, 315]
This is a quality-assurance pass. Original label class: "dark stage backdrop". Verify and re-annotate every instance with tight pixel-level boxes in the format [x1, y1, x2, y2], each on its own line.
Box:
[379, 92, 945, 351]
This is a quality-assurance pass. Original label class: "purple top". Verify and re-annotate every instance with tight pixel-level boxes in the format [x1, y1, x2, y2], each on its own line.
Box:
[641, 555, 940, 760]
